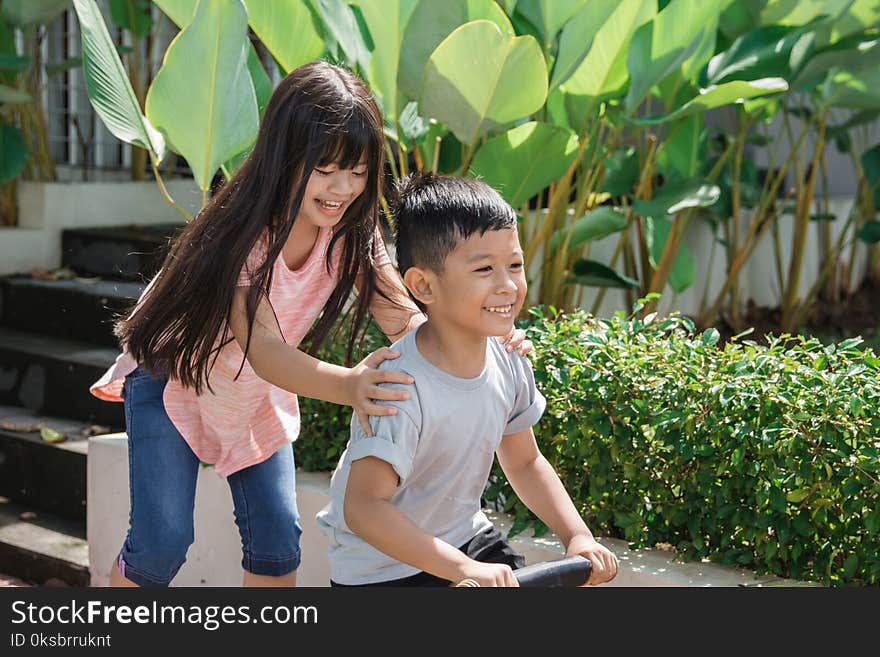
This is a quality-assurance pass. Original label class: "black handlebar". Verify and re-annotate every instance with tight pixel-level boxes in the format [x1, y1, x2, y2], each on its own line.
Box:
[513, 555, 592, 587]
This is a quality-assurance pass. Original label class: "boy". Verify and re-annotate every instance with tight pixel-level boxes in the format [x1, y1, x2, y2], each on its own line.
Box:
[316, 173, 618, 586]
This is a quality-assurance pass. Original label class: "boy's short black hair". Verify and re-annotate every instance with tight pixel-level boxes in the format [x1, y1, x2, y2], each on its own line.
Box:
[393, 172, 517, 278]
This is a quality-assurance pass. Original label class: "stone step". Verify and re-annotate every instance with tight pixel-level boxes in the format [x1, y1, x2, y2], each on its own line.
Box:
[0, 405, 92, 522]
[0, 327, 123, 430]
[61, 223, 181, 281]
[0, 496, 88, 586]
[0, 275, 144, 347]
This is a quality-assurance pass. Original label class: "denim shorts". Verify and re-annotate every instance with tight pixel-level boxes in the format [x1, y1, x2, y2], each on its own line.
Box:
[117, 366, 302, 587]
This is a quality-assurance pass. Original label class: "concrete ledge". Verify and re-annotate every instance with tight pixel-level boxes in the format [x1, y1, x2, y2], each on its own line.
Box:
[87, 434, 817, 587]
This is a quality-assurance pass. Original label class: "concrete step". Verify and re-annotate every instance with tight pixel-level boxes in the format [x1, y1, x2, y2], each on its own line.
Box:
[0, 275, 144, 347]
[0, 496, 88, 586]
[62, 223, 181, 281]
[0, 405, 94, 522]
[0, 327, 124, 430]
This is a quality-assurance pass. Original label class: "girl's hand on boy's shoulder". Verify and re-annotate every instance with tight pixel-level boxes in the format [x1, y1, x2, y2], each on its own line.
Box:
[347, 347, 415, 436]
[499, 327, 533, 357]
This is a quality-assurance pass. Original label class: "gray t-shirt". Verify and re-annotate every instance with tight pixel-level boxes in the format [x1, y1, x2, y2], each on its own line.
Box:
[315, 326, 546, 585]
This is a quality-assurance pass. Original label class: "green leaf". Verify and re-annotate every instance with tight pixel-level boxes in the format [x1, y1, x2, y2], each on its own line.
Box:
[769, 486, 786, 512]
[312, 0, 371, 72]
[1, 0, 68, 27]
[786, 488, 810, 503]
[602, 147, 639, 196]
[399, 0, 513, 101]
[705, 23, 819, 86]
[629, 78, 788, 125]
[73, 0, 165, 159]
[145, 0, 257, 191]
[633, 179, 720, 217]
[792, 30, 880, 93]
[657, 114, 706, 180]
[701, 327, 720, 347]
[843, 554, 859, 579]
[550, 0, 620, 91]
[625, 0, 720, 113]
[549, 207, 627, 254]
[822, 67, 880, 109]
[110, 0, 154, 38]
[469, 121, 577, 207]
[516, 0, 587, 53]
[0, 124, 30, 183]
[358, 0, 419, 123]
[857, 220, 880, 243]
[152, 0, 197, 27]
[420, 20, 547, 146]
[560, 0, 656, 129]
[40, 427, 66, 444]
[568, 259, 639, 289]
[244, 0, 323, 75]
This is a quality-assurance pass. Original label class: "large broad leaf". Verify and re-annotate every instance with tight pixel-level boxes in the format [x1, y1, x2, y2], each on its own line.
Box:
[793, 30, 880, 93]
[629, 78, 788, 125]
[110, 0, 153, 38]
[73, 0, 165, 158]
[568, 258, 638, 288]
[645, 216, 695, 293]
[152, 0, 196, 26]
[0, 124, 30, 183]
[399, 0, 513, 100]
[550, 0, 620, 91]
[633, 179, 720, 218]
[559, 0, 656, 130]
[469, 121, 577, 208]
[145, 0, 257, 191]
[358, 0, 419, 123]
[1, 0, 67, 26]
[243, 0, 323, 74]
[602, 146, 639, 196]
[516, 0, 587, 52]
[625, 0, 721, 113]
[704, 23, 820, 86]
[759, 0, 852, 28]
[155, 0, 270, 126]
[421, 20, 547, 146]
[828, 0, 880, 44]
[550, 206, 627, 254]
[312, 0, 370, 72]
[822, 67, 880, 109]
[657, 114, 707, 180]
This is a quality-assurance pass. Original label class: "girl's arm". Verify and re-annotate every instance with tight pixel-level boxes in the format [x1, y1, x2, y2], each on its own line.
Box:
[344, 456, 519, 587]
[496, 428, 619, 585]
[228, 286, 412, 435]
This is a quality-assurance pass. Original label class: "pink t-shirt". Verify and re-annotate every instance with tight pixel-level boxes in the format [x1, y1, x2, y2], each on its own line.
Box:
[91, 226, 381, 477]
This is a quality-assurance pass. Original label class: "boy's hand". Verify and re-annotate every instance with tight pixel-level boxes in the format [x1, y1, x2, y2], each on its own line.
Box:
[565, 534, 619, 586]
[454, 560, 519, 587]
[347, 347, 415, 436]
[499, 327, 533, 356]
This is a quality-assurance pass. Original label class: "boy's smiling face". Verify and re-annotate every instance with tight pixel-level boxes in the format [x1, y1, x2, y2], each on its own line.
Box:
[408, 226, 527, 339]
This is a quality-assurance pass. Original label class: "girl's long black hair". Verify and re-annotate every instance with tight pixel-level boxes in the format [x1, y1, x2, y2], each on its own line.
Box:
[116, 61, 401, 393]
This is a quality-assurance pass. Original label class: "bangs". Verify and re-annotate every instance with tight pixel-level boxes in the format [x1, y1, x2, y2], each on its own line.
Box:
[316, 110, 377, 170]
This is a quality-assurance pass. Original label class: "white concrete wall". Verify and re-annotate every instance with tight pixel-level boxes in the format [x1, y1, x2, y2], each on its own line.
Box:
[1, 178, 200, 275]
[88, 434, 814, 587]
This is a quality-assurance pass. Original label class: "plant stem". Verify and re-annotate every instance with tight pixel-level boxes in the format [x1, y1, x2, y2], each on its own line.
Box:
[152, 159, 193, 221]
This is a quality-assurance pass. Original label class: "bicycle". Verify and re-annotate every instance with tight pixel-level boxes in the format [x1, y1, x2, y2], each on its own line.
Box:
[454, 555, 592, 587]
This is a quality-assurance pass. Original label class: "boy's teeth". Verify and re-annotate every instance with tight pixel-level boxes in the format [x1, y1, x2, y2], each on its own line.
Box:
[485, 305, 512, 313]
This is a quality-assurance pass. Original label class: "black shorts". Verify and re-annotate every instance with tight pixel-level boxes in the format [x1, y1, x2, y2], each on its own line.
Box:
[330, 526, 526, 587]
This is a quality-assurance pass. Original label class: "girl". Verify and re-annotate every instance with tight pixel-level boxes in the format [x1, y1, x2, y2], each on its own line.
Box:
[90, 61, 528, 588]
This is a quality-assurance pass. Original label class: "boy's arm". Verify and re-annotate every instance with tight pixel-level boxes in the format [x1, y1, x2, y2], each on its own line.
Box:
[344, 456, 518, 587]
[496, 428, 619, 585]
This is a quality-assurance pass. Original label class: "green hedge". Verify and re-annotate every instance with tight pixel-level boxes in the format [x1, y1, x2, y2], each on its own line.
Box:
[297, 301, 880, 586]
